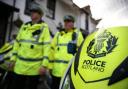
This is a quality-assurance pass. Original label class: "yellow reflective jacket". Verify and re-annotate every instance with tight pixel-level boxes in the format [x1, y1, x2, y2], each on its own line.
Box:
[49, 28, 83, 77]
[0, 42, 13, 54]
[70, 26, 128, 89]
[0, 42, 13, 60]
[0, 42, 13, 69]
[11, 20, 51, 75]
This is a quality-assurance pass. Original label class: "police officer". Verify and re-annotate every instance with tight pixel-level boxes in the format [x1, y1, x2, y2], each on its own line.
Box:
[0, 40, 14, 89]
[8, 5, 51, 89]
[49, 15, 83, 89]
[60, 0, 128, 89]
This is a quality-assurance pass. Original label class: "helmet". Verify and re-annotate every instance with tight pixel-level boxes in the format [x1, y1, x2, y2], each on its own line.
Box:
[60, 26, 128, 89]
[30, 4, 44, 16]
[63, 15, 75, 22]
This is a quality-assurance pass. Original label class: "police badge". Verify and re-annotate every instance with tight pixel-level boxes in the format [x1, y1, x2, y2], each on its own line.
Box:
[87, 30, 118, 58]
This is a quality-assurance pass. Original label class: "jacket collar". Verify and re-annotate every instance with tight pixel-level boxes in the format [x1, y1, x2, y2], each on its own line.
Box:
[25, 20, 44, 25]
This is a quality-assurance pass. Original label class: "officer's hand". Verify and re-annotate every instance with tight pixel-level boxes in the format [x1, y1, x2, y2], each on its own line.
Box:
[8, 61, 15, 71]
[39, 66, 47, 75]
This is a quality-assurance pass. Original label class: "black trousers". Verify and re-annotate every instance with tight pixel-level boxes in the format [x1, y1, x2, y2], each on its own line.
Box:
[51, 75, 61, 89]
[7, 72, 40, 89]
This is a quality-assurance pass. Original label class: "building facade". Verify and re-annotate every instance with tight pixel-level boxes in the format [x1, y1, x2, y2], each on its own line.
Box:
[0, 0, 96, 45]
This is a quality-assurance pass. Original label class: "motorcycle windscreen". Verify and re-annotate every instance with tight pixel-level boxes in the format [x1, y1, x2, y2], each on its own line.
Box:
[59, 58, 74, 89]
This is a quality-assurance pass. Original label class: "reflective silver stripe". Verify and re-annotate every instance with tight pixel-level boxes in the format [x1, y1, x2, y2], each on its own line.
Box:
[12, 52, 17, 56]
[56, 29, 79, 46]
[0, 48, 12, 55]
[43, 56, 49, 60]
[17, 55, 44, 62]
[17, 39, 50, 45]
[56, 33, 68, 46]
[49, 59, 69, 64]
[57, 43, 68, 46]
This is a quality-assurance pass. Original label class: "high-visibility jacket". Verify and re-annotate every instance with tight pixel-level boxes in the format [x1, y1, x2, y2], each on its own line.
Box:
[68, 26, 128, 89]
[0, 42, 13, 63]
[49, 28, 83, 77]
[0, 42, 13, 69]
[0, 42, 13, 54]
[11, 20, 51, 75]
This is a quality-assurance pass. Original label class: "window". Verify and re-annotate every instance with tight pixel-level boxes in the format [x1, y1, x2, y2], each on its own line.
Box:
[46, 0, 56, 19]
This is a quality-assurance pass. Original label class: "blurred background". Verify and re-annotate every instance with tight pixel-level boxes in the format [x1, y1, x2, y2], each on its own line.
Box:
[0, 0, 98, 48]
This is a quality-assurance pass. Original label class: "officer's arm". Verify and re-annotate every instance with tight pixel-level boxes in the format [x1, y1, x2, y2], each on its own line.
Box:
[10, 24, 24, 61]
[41, 24, 51, 68]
